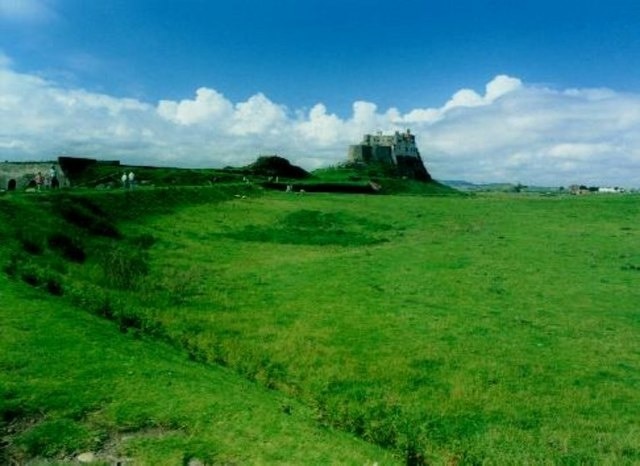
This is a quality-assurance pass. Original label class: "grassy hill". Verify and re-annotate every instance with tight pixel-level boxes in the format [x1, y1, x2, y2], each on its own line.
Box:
[59, 157, 460, 197]
[1, 186, 639, 464]
[0, 276, 395, 465]
[309, 165, 460, 195]
[0, 187, 395, 465]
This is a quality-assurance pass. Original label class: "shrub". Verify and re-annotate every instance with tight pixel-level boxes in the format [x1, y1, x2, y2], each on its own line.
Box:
[100, 244, 149, 290]
[58, 200, 95, 227]
[66, 282, 116, 319]
[47, 232, 86, 263]
[45, 276, 64, 296]
[114, 310, 143, 333]
[57, 198, 121, 238]
[15, 419, 92, 457]
[130, 233, 156, 249]
[88, 218, 121, 238]
[20, 266, 41, 287]
[3, 253, 21, 277]
[11, 257, 64, 295]
[142, 266, 202, 304]
[0, 399, 26, 424]
[18, 233, 44, 255]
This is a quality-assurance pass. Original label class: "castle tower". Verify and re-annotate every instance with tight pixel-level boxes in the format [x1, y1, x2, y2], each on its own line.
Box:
[347, 130, 432, 181]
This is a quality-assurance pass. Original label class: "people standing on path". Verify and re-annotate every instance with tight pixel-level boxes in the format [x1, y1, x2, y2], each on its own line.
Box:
[121, 172, 128, 189]
[35, 172, 43, 191]
[50, 166, 59, 189]
[128, 171, 135, 190]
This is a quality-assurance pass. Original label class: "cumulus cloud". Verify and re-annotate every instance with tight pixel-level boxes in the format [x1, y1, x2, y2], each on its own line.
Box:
[1, 57, 639, 186]
[438, 75, 523, 112]
[295, 104, 343, 147]
[230, 93, 287, 136]
[157, 88, 233, 126]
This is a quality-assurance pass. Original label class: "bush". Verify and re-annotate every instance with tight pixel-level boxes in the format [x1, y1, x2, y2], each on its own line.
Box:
[15, 418, 94, 457]
[47, 232, 86, 263]
[100, 244, 149, 290]
[130, 233, 156, 249]
[88, 218, 121, 238]
[20, 266, 41, 287]
[3, 253, 21, 277]
[45, 276, 64, 296]
[12, 258, 64, 295]
[57, 198, 121, 238]
[18, 233, 44, 255]
[142, 266, 202, 304]
[66, 282, 116, 319]
[58, 200, 95, 227]
[114, 310, 143, 333]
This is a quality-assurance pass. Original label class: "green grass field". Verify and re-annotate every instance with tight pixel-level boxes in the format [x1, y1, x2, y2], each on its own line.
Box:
[2, 186, 639, 464]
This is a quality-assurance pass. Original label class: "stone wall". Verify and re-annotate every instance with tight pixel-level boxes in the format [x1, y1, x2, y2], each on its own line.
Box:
[347, 131, 432, 180]
[0, 161, 69, 191]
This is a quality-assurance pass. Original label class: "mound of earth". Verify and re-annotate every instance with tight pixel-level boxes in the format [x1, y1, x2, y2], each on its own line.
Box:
[246, 156, 310, 179]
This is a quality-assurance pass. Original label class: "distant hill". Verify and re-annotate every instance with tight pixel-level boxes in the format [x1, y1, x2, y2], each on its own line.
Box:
[440, 180, 562, 193]
[439, 179, 481, 190]
[242, 155, 310, 179]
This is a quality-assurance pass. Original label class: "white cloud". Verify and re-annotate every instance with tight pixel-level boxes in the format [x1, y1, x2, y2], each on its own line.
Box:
[443, 89, 484, 110]
[157, 87, 233, 126]
[230, 93, 287, 136]
[441, 75, 522, 112]
[485, 75, 522, 101]
[295, 104, 343, 147]
[1, 57, 640, 187]
[548, 143, 617, 160]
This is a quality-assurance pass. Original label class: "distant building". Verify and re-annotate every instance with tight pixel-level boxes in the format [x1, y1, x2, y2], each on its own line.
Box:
[569, 185, 625, 195]
[598, 187, 623, 194]
[347, 130, 431, 181]
[0, 160, 68, 191]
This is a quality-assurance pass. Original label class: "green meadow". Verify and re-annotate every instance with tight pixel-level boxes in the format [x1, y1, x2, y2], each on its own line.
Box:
[1, 185, 639, 464]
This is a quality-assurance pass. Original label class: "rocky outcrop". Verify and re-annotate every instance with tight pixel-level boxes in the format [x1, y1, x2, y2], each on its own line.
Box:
[348, 130, 432, 181]
[395, 155, 432, 181]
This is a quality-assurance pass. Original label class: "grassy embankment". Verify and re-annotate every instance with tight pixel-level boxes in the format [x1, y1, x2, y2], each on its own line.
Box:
[67, 159, 460, 197]
[2, 185, 639, 463]
[125, 191, 640, 464]
[0, 186, 396, 465]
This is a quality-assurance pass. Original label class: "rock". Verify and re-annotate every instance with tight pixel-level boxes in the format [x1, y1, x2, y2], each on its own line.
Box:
[77, 451, 96, 463]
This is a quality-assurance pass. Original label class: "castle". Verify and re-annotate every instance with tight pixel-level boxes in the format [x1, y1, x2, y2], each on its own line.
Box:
[347, 130, 431, 181]
[0, 160, 68, 191]
[0, 156, 118, 191]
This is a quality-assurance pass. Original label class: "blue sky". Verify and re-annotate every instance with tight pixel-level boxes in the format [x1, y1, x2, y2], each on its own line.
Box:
[2, 0, 640, 185]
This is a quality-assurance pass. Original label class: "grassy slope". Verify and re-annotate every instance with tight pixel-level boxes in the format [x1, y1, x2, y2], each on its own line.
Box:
[0, 191, 397, 465]
[310, 166, 460, 195]
[3, 188, 639, 463]
[106, 191, 639, 463]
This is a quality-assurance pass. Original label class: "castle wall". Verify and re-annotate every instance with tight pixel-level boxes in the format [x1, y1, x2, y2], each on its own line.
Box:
[348, 145, 374, 164]
[347, 130, 432, 181]
[0, 162, 68, 191]
[348, 145, 364, 163]
[372, 145, 393, 164]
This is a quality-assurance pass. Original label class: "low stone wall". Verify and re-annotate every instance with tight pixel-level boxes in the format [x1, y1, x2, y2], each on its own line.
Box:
[0, 162, 69, 191]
